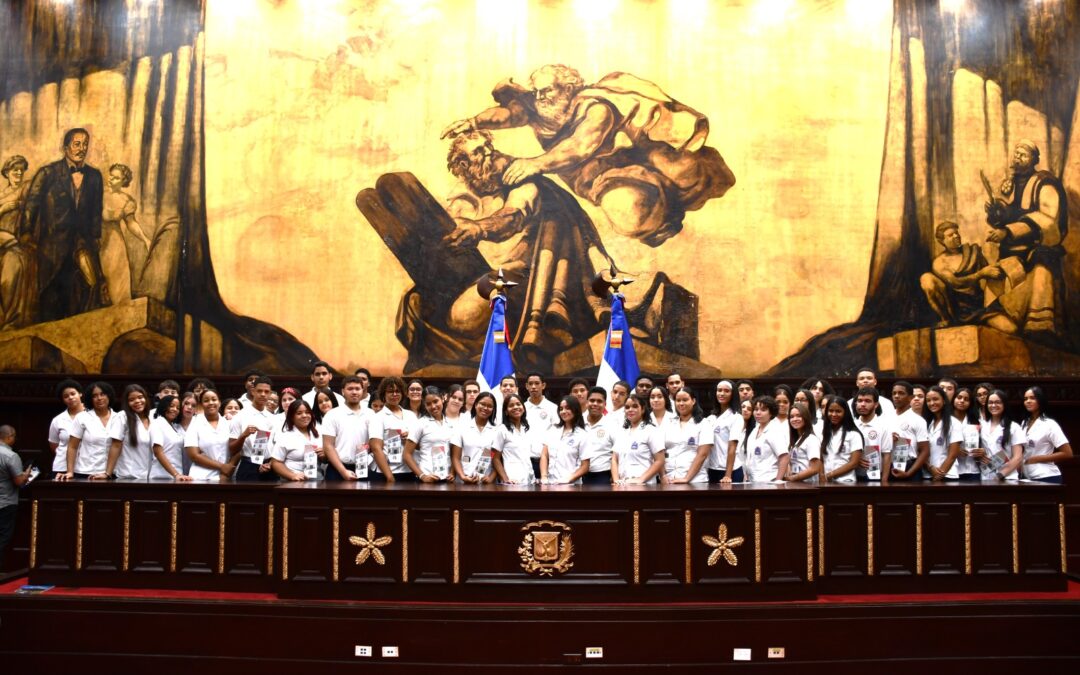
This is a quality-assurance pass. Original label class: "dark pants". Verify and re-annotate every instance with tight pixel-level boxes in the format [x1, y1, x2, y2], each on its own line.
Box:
[369, 472, 417, 483]
[1032, 475, 1063, 484]
[708, 467, 744, 483]
[582, 471, 610, 486]
[531, 458, 542, 479]
[958, 473, 981, 482]
[0, 504, 16, 569]
[235, 457, 276, 482]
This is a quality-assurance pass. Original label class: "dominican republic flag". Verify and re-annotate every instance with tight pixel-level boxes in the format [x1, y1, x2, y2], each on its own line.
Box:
[476, 294, 515, 404]
[596, 293, 639, 409]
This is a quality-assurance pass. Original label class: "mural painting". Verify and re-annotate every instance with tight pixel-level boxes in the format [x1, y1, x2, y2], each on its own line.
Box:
[0, 0, 1078, 378]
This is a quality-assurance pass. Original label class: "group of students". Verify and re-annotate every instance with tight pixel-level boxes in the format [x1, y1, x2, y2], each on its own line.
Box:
[44, 363, 1073, 487]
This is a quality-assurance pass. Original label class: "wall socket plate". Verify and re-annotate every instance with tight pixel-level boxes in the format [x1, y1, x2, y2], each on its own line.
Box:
[768, 647, 785, 659]
[354, 645, 372, 657]
[585, 647, 603, 659]
[382, 646, 399, 658]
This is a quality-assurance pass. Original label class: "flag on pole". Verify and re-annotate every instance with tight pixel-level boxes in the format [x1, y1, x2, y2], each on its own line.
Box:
[476, 294, 515, 404]
[596, 293, 639, 410]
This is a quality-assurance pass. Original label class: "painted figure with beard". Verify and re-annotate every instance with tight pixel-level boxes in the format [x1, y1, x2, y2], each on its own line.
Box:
[982, 140, 1068, 342]
[395, 129, 615, 370]
[442, 65, 735, 247]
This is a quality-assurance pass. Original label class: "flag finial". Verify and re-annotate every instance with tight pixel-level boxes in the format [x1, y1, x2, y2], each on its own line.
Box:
[477, 267, 519, 300]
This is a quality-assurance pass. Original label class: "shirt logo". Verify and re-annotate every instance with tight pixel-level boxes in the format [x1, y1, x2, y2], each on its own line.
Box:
[688, 437, 696, 446]
[596, 429, 606, 438]
[754, 446, 761, 456]
[630, 442, 639, 450]
[868, 430, 878, 441]
[936, 436, 945, 446]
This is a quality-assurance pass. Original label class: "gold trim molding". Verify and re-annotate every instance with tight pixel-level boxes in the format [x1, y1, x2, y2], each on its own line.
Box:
[122, 501, 131, 572]
[169, 502, 177, 573]
[76, 500, 84, 571]
[964, 503, 972, 575]
[633, 510, 640, 585]
[1061, 503, 1067, 574]
[453, 509, 460, 584]
[267, 505, 274, 577]
[684, 510, 692, 583]
[402, 509, 409, 582]
[754, 509, 762, 583]
[806, 508, 813, 582]
[916, 504, 923, 575]
[218, 503, 226, 574]
[282, 506, 289, 580]
[817, 505, 824, 577]
[866, 504, 874, 576]
[332, 508, 340, 581]
[29, 500, 38, 569]
[1012, 503, 1019, 574]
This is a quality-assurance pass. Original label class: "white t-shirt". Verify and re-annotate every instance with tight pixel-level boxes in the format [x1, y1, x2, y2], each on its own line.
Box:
[823, 427, 865, 483]
[271, 427, 321, 475]
[606, 407, 626, 433]
[108, 414, 153, 480]
[48, 410, 81, 473]
[926, 417, 964, 479]
[581, 417, 615, 473]
[745, 418, 789, 482]
[788, 433, 821, 479]
[664, 416, 712, 483]
[184, 415, 231, 481]
[705, 409, 742, 472]
[544, 426, 587, 484]
[892, 408, 929, 470]
[70, 409, 117, 475]
[301, 388, 346, 407]
[979, 420, 1025, 480]
[492, 424, 535, 484]
[612, 422, 665, 482]
[524, 397, 558, 431]
[411, 416, 454, 479]
[229, 406, 276, 461]
[856, 414, 894, 479]
[321, 405, 374, 467]
[149, 416, 187, 479]
[452, 417, 498, 479]
[369, 407, 418, 475]
[1021, 416, 1068, 480]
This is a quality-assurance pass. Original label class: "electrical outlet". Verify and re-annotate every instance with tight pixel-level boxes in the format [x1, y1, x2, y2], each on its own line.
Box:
[768, 647, 785, 659]
[382, 646, 399, 658]
[585, 647, 603, 659]
[733, 648, 752, 661]
[354, 645, 372, 657]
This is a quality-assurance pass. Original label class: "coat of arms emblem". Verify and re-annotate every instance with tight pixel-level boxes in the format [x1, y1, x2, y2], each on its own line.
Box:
[518, 520, 574, 576]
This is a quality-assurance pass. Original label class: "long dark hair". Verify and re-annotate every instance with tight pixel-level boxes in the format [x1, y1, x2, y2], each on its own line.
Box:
[674, 386, 705, 424]
[557, 395, 585, 430]
[952, 387, 980, 425]
[921, 385, 953, 441]
[121, 384, 151, 446]
[710, 380, 739, 417]
[502, 393, 530, 432]
[284, 399, 319, 436]
[986, 389, 1014, 450]
[623, 393, 653, 429]
[647, 385, 671, 424]
[820, 395, 863, 456]
[1024, 385, 1051, 423]
[788, 401, 815, 448]
[154, 395, 181, 430]
[417, 385, 443, 420]
[313, 387, 339, 424]
[795, 389, 819, 424]
[471, 392, 497, 421]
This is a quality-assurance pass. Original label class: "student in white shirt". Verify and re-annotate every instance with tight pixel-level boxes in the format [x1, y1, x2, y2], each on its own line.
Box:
[491, 393, 534, 485]
[647, 385, 673, 428]
[48, 379, 84, 476]
[705, 381, 742, 483]
[581, 386, 615, 485]
[541, 396, 589, 484]
[186, 377, 215, 416]
[785, 402, 822, 482]
[567, 378, 589, 411]
[368, 376, 418, 482]
[272, 387, 301, 433]
[975, 389, 1025, 481]
[443, 384, 467, 432]
[889, 381, 931, 481]
[184, 389, 236, 482]
[911, 384, 927, 417]
[772, 384, 793, 426]
[323, 376, 375, 481]
[523, 371, 558, 429]
[301, 360, 346, 407]
[230, 376, 277, 482]
[105, 384, 154, 480]
[404, 386, 455, 482]
[271, 399, 320, 481]
[923, 385, 962, 480]
[605, 380, 631, 431]
[57, 381, 117, 481]
[221, 398, 242, 421]
[451, 392, 498, 483]
[974, 382, 994, 422]
[745, 395, 790, 483]
[794, 388, 823, 436]
[722, 399, 754, 483]
[821, 395, 864, 483]
[462, 380, 480, 416]
[149, 395, 194, 480]
[847, 367, 895, 419]
[665, 372, 684, 410]
[664, 387, 712, 484]
[951, 387, 983, 481]
[610, 394, 666, 484]
[798, 377, 835, 415]
[352, 367, 373, 410]
[853, 387, 894, 483]
[266, 391, 280, 415]
[237, 369, 263, 408]
[1020, 386, 1073, 484]
[406, 378, 425, 418]
[937, 377, 957, 403]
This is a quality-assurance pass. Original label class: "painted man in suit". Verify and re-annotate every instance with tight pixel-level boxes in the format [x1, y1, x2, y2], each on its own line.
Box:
[19, 128, 109, 322]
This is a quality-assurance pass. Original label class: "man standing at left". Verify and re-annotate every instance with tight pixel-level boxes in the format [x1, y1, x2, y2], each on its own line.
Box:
[19, 128, 109, 322]
[0, 425, 32, 570]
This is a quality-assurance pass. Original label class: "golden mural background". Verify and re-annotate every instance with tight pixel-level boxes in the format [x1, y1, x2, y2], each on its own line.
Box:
[203, 0, 894, 376]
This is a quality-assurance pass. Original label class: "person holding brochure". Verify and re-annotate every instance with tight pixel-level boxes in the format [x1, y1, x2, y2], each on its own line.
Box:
[610, 394, 665, 484]
[149, 395, 193, 480]
[491, 393, 535, 485]
[922, 386, 962, 481]
[785, 403, 822, 482]
[229, 376, 277, 482]
[540, 396, 589, 484]
[185, 389, 235, 482]
[1020, 386, 1073, 483]
[722, 399, 754, 483]
[451, 392, 498, 483]
[951, 387, 983, 481]
[975, 390, 1025, 481]
[322, 376, 374, 481]
[47, 379, 84, 477]
[0, 426, 33, 569]
[270, 400, 321, 481]
[664, 388, 712, 484]
[368, 376, 418, 482]
[821, 395, 864, 483]
[744, 396, 789, 483]
[56, 381, 116, 481]
[853, 387, 893, 482]
[404, 386, 455, 482]
[889, 382, 930, 481]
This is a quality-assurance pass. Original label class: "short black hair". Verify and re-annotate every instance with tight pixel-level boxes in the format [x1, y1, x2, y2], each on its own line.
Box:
[587, 386, 607, 399]
[568, 377, 589, 389]
[56, 378, 83, 400]
[252, 375, 274, 388]
[311, 360, 331, 373]
[63, 127, 89, 147]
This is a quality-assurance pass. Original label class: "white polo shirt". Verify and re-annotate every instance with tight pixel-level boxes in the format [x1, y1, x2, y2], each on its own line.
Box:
[492, 423, 535, 484]
[705, 409, 741, 472]
[229, 405, 276, 461]
[1020, 416, 1068, 480]
[856, 414, 894, 479]
[788, 432, 822, 478]
[411, 416, 454, 479]
[524, 397, 558, 430]
[823, 427, 865, 483]
[184, 415, 231, 481]
[108, 414, 153, 480]
[48, 410, 81, 473]
[321, 405, 374, 466]
[302, 388, 346, 407]
[544, 426, 587, 484]
[980, 420, 1025, 480]
[745, 418, 789, 482]
[452, 417, 498, 479]
[369, 407, 418, 475]
[612, 422, 665, 482]
[582, 416, 615, 474]
[70, 409, 117, 475]
[926, 418, 964, 479]
[664, 416, 712, 483]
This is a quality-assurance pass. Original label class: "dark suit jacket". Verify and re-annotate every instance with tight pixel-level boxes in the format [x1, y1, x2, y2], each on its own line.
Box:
[18, 158, 103, 288]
